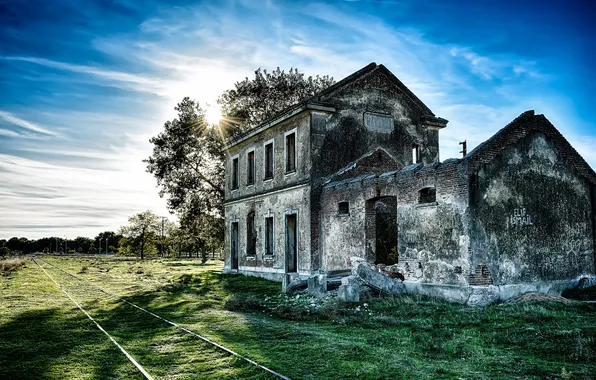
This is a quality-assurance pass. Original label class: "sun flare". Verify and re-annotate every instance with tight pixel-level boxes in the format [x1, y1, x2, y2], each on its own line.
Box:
[205, 104, 222, 125]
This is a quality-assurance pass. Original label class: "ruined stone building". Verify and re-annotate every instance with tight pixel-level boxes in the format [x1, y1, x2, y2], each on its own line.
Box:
[223, 62, 596, 305]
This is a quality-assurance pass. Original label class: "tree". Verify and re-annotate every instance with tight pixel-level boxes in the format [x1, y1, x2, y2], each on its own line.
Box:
[119, 211, 160, 260]
[218, 67, 335, 129]
[146, 67, 334, 251]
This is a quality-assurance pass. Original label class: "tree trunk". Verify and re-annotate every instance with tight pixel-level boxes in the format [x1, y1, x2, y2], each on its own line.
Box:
[140, 232, 145, 260]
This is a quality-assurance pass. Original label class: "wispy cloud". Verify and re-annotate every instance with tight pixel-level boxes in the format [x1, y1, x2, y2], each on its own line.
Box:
[0, 110, 59, 137]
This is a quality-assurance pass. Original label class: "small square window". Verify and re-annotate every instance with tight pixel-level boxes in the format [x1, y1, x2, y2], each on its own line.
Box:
[418, 187, 436, 204]
[338, 202, 349, 215]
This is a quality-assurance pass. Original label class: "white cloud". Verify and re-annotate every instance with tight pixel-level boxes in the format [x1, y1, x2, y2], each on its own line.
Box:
[0, 110, 60, 137]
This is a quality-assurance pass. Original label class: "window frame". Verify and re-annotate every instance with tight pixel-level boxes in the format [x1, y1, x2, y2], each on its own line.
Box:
[230, 155, 239, 191]
[337, 201, 350, 215]
[284, 129, 297, 174]
[246, 149, 255, 186]
[263, 139, 275, 181]
[246, 211, 256, 256]
[264, 215, 274, 256]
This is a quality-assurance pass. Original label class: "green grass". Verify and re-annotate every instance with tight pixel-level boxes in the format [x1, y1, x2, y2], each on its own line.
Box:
[1, 256, 595, 379]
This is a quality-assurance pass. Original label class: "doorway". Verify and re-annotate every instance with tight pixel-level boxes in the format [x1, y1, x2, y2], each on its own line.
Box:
[230, 222, 239, 270]
[285, 214, 297, 273]
[365, 196, 398, 265]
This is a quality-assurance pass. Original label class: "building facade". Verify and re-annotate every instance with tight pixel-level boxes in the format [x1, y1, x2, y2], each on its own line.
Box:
[223, 63, 596, 304]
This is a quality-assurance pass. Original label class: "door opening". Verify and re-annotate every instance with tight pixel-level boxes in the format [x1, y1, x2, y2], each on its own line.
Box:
[285, 214, 297, 273]
[231, 222, 239, 270]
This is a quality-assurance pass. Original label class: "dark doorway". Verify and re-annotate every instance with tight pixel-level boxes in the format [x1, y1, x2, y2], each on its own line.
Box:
[285, 214, 297, 273]
[231, 222, 239, 270]
[365, 196, 398, 265]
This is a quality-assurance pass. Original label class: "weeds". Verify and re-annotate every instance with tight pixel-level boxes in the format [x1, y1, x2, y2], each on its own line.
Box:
[0, 257, 27, 274]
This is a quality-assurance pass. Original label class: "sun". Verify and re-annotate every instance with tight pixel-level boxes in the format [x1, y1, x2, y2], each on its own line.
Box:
[204, 104, 222, 125]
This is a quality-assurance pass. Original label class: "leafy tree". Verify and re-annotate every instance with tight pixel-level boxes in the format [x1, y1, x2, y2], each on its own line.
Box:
[119, 210, 160, 260]
[218, 67, 335, 129]
[0, 240, 8, 257]
[146, 67, 333, 253]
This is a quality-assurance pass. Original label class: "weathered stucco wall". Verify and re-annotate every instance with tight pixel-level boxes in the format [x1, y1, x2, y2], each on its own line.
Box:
[469, 131, 596, 285]
[224, 185, 312, 278]
[225, 112, 312, 202]
[311, 69, 440, 183]
[320, 159, 472, 285]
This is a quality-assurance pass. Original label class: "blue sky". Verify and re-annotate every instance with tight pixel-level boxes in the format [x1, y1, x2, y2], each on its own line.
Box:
[0, 0, 594, 239]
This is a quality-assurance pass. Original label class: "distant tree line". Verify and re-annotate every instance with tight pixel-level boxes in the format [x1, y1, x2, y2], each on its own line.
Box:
[0, 210, 222, 262]
[0, 233, 122, 256]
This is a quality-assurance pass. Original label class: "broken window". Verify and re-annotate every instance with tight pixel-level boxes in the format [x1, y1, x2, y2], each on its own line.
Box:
[338, 202, 349, 215]
[264, 142, 274, 180]
[418, 187, 436, 204]
[246, 212, 256, 256]
[285, 132, 296, 172]
[412, 145, 420, 163]
[231, 157, 239, 190]
[264, 217, 274, 255]
[247, 150, 255, 185]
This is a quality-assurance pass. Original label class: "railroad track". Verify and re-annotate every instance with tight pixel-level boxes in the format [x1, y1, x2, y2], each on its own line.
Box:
[33, 257, 290, 380]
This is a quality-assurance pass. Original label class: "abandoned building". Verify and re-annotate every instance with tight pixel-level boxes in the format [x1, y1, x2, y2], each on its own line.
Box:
[222, 62, 596, 305]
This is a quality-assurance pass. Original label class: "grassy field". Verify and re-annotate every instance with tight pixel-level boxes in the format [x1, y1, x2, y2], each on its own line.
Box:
[1, 256, 595, 379]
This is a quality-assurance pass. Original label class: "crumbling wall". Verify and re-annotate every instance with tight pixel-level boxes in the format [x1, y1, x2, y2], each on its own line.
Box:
[311, 68, 439, 184]
[469, 131, 596, 284]
[320, 159, 471, 286]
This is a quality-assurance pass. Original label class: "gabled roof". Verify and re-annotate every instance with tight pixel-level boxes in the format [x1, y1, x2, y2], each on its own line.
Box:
[225, 62, 436, 149]
[466, 110, 596, 184]
[313, 63, 434, 117]
[323, 147, 399, 185]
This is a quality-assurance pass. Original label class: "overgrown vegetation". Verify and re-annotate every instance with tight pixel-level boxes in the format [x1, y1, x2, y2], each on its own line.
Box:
[0, 257, 27, 274]
[1, 256, 594, 379]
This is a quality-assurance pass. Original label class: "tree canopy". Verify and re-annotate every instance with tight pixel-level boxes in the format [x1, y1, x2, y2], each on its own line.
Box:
[218, 67, 335, 129]
[146, 67, 334, 250]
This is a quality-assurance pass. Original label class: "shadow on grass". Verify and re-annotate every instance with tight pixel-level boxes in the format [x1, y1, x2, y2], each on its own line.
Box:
[0, 308, 143, 380]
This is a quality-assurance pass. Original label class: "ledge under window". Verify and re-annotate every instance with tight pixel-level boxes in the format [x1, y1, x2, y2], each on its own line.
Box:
[263, 254, 275, 261]
[416, 201, 438, 209]
[246, 255, 256, 260]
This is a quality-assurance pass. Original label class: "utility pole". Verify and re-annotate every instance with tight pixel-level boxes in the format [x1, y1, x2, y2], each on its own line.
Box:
[459, 140, 467, 157]
[98, 237, 101, 254]
[65, 236, 68, 254]
[105, 237, 109, 255]
[161, 217, 165, 257]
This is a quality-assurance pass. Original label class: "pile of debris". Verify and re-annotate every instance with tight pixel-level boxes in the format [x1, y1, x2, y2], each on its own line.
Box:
[303, 257, 406, 302]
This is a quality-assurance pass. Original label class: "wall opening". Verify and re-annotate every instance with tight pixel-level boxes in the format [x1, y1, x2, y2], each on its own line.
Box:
[230, 222, 239, 270]
[338, 201, 349, 215]
[412, 145, 420, 163]
[231, 157, 239, 190]
[246, 211, 256, 256]
[285, 214, 297, 273]
[365, 196, 398, 265]
[264, 142, 274, 180]
[418, 187, 436, 204]
[246, 150, 255, 185]
[285, 132, 296, 172]
[264, 216, 274, 255]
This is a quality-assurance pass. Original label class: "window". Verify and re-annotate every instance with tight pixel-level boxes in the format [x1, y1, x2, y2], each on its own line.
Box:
[412, 145, 420, 163]
[264, 142, 274, 180]
[364, 112, 393, 133]
[285, 132, 296, 173]
[231, 157, 239, 190]
[338, 202, 349, 215]
[247, 151, 255, 185]
[246, 212, 256, 256]
[418, 187, 436, 204]
[264, 217, 274, 255]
